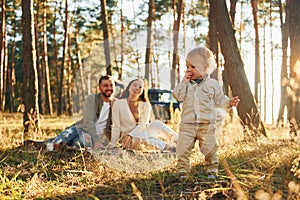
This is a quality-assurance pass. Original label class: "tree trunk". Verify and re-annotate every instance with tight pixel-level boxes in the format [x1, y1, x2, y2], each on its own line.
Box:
[170, 0, 184, 89]
[22, 0, 40, 134]
[75, 22, 86, 100]
[263, 14, 267, 122]
[221, 0, 237, 96]
[145, 0, 154, 86]
[119, 3, 124, 81]
[35, 0, 44, 114]
[269, 1, 275, 124]
[57, 0, 69, 116]
[207, 0, 219, 81]
[109, 19, 120, 79]
[53, 3, 59, 109]
[0, 0, 3, 110]
[251, 0, 261, 108]
[67, 32, 73, 116]
[286, 0, 300, 134]
[100, 0, 112, 75]
[208, 0, 266, 136]
[9, 1, 17, 113]
[8, 14, 16, 112]
[229, 0, 237, 25]
[238, 0, 244, 50]
[0, 0, 7, 111]
[42, 0, 53, 115]
[277, 0, 288, 125]
[74, 21, 85, 113]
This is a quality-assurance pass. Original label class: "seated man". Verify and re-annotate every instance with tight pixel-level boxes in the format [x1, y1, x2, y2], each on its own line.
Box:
[25, 75, 116, 151]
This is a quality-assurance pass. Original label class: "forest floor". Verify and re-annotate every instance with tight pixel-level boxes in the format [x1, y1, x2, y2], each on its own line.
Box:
[0, 112, 299, 199]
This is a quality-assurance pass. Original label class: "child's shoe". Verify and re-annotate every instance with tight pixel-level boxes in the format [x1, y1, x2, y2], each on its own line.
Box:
[206, 172, 218, 180]
[178, 169, 188, 180]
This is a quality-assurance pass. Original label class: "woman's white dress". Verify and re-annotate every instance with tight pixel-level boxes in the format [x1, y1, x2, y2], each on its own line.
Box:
[111, 99, 177, 150]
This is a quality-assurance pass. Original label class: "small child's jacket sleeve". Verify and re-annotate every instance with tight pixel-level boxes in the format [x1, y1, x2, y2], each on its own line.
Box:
[173, 82, 188, 102]
[212, 81, 230, 108]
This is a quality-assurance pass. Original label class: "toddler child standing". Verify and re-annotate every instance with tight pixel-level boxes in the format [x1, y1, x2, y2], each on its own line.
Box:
[173, 46, 240, 179]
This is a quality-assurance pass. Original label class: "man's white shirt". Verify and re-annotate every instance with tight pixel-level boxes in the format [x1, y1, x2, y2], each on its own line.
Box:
[95, 102, 110, 135]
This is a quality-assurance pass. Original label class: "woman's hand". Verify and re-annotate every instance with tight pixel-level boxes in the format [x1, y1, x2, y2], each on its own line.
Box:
[122, 135, 133, 149]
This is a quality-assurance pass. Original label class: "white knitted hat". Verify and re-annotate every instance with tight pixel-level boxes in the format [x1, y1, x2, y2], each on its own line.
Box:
[186, 46, 217, 76]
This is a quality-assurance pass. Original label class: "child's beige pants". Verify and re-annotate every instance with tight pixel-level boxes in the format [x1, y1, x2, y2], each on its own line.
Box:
[176, 122, 219, 174]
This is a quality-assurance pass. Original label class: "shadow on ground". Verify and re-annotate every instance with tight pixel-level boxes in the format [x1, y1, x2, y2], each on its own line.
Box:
[1, 138, 299, 199]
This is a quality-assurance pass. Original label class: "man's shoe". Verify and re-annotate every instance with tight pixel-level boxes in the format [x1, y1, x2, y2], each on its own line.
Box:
[163, 144, 176, 152]
[46, 142, 54, 151]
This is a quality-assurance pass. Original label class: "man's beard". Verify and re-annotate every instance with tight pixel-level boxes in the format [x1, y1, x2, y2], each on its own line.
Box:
[101, 90, 113, 98]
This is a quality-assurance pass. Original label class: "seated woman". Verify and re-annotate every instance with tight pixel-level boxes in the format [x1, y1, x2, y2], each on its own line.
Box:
[110, 79, 178, 152]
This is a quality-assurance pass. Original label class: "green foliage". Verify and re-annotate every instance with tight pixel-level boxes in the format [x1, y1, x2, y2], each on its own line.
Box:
[155, 0, 172, 20]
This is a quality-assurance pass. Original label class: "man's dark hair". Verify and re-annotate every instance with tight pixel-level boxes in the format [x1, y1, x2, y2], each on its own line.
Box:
[99, 75, 113, 84]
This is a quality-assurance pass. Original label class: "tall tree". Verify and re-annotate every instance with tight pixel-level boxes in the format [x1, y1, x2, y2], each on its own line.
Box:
[75, 19, 86, 100]
[207, 0, 219, 81]
[7, 0, 17, 112]
[53, 1, 59, 109]
[57, 0, 69, 116]
[109, 15, 120, 80]
[221, 0, 238, 96]
[250, 0, 261, 107]
[0, 0, 7, 111]
[119, 0, 124, 81]
[35, 0, 44, 114]
[286, 0, 300, 134]
[21, 0, 40, 133]
[238, 0, 244, 50]
[145, 0, 154, 86]
[208, 0, 266, 136]
[263, 13, 267, 122]
[277, 0, 288, 125]
[100, 0, 112, 75]
[41, 0, 53, 115]
[229, 0, 237, 24]
[269, 0, 275, 124]
[67, 32, 73, 115]
[171, 0, 184, 89]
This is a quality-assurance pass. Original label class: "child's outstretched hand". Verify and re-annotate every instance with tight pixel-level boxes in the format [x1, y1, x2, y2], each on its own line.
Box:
[230, 96, 240, 107]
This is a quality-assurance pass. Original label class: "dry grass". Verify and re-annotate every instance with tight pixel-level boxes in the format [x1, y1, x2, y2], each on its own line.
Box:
[0, 111, 299, 199]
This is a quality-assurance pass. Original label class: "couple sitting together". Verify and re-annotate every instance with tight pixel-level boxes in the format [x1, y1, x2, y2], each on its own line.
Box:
[45, 75, 178, 152]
